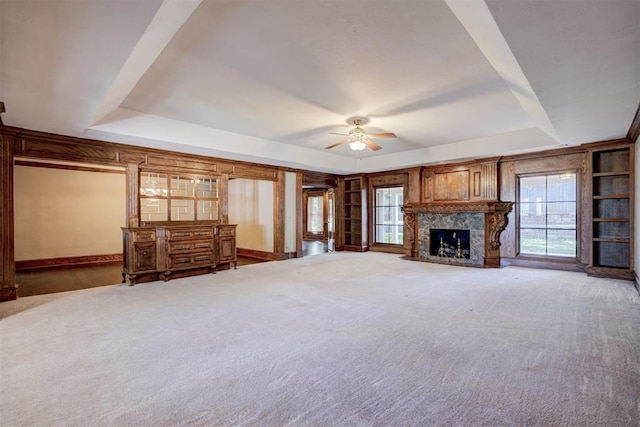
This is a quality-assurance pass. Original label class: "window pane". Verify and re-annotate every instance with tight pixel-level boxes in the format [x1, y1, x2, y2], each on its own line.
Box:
[307, 196, 323, 233]
[520, 176, 546, 202]
[171, 199, 194, 221]
[197, 200, 218, 221]
[547, 229, 576, 257]
[140, 198, 168, 222]
[547, 202, 576, 228]
[547, 173, 576, 201]
[171, 176, 194, 197]
[520, 203, 546, 228]
[196, 178, 217, 198]
[140, 173, 168, 197]
[520, 228, 546, 256]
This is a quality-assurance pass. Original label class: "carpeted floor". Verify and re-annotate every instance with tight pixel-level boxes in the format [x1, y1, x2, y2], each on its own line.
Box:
[1, 252, 639, 426]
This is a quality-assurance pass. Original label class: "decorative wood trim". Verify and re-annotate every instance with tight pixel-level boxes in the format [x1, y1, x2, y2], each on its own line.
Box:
[14, 160, 125, 174]
[125, 163, 140, 228]
[627, 102, 640, 142]
[220, 173, 229, 224]
[295, 172, 304, 258]
[1, 131, 18, 300]
[273, 169, 286, 256]
[302, 171, 338, 188]
[402, 201, 513, 214]
[16, 253, 123, 271]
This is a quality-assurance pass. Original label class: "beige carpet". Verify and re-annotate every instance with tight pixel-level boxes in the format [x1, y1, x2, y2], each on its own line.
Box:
[1, 252, 639, 426]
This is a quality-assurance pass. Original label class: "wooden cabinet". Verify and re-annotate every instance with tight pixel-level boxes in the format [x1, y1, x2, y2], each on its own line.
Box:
[587, 145, 634, 280]
[122, 224, 237, 285]
[122, 228, 158, 281]
[217, 224, 237, 267]
[343, 176, 368, 251]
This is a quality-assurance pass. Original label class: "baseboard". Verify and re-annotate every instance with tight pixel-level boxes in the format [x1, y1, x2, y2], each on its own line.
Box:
[0, 285, 18, 301]
[16, 253, 123, 271]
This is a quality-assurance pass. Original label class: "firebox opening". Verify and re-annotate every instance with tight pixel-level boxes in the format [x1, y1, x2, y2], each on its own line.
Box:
[429, 229, 471, 259]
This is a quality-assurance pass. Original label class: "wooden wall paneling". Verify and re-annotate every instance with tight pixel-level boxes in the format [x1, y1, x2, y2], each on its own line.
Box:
[231, 164, 278, 181]
[296, 172, 304, 258]
[303, 171, 338, 188]
[125, 163, 140, 228]
[580, 152, 591, 265]
[470, 165, 482, 200]
[219, 173, 229, 224]
[273, 169, 286, 257]
[498, 160, 517, 258]
[16, 133, 121, 165]
[406, 167, 421, 204]
[481, 160, 498, 200]
[335, 177, 345, 251]
[434, 169, 470, 201]
[145, 155, 217, 174]
[1, 130, 17, 300]
[422, 169, 434, 202]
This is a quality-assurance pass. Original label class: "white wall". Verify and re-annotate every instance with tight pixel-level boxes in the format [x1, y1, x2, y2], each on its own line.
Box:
[228, 178, 274, 252]
[284, 172, 297, 253]
[14, 165, 126, 260]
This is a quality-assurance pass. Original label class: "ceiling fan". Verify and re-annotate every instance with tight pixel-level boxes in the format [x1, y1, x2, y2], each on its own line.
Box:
[325, 119, 397, 151]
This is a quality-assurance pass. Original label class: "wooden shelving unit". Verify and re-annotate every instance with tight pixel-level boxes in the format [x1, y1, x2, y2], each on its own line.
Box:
[588, 145, 634, 280]
[343, 176, 368, 251]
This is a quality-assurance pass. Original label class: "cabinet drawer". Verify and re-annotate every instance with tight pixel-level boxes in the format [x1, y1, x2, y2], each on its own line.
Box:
[133, 230, 156, 242]
[218, 227, 236, 237]
[167, 228, 214, 241]
[168, 252, 215, 269]
[168, 240, 214, 254]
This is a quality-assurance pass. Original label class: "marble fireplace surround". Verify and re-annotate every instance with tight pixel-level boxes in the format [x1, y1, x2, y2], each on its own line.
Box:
[402, 201, 514, 268]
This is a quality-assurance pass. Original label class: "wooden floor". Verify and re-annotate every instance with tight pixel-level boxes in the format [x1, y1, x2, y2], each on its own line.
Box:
[15, 256, 268, 297]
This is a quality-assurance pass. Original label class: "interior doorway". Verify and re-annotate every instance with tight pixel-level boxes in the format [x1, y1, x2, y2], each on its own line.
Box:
[302, 188, 335, 256]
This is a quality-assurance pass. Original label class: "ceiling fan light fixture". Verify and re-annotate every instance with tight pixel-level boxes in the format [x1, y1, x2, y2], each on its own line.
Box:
[348, 125, 367, 151]
[349, 140, 367, 151]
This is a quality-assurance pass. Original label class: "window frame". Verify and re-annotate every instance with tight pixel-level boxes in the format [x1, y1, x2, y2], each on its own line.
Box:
[516, 170, 580, 260]
[372, 185, 404, 247]
[139, 170, 220, 225]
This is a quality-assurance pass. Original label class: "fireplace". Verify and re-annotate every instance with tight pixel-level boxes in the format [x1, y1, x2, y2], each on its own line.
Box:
[402, 201, 513, 268]
[430, 229, 470, 259]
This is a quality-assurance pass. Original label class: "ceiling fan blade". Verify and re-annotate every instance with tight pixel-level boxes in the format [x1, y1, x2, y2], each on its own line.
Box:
[324, 140, 346, 150]
[328, 132, 348, 136]
[368, 132, 397, 139]
[365, 139, 382, 151]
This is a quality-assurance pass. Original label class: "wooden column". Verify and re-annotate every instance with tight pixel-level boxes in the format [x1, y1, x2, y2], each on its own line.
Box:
[125, 163, 140, 227]
[219, 173, 229, 224]
[295, 171, 303, 258]
[273, 168, 286, 258]
[1, 130, 18, 300]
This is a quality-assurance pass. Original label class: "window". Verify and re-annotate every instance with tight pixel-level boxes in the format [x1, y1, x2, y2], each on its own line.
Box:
[374, 186, 404, 245]
[139, 172, 219, 223]
[307, 195, 324, 234]
[519, 173, 577, 257]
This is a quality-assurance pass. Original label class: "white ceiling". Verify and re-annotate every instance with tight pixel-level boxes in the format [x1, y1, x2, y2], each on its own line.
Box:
[1, 0, 638, 174]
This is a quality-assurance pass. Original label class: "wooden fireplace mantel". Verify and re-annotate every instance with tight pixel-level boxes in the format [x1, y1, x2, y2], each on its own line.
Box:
[402, 201, 514, 267]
